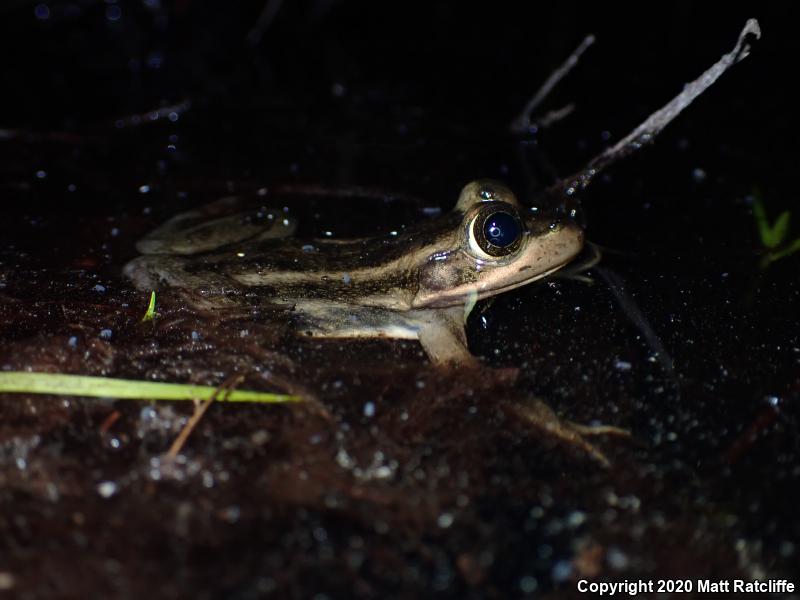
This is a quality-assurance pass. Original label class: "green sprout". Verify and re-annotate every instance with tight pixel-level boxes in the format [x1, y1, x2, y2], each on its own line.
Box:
[141, 291, 157, 322]
[0, 372, 300, 404]
[752, 194, 800, 268]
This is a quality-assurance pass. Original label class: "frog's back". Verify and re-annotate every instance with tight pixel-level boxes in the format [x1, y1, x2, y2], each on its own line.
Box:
[125, 212, 461, 310]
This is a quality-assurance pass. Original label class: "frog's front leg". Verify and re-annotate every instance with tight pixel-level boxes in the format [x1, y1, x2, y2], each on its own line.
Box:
[291, 302, 479, 367]
[415, 306, 479, 367]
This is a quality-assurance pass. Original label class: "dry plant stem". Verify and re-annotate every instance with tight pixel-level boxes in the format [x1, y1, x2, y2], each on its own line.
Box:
[112, 99, 193, 129]
[557, 18, 761, 196]
[166, 374, 245, 459]
[246, 0, 284, 46]
[510, 34, 595, 134]
[537, 103, 576, 129]
[99, 410, 122, 435]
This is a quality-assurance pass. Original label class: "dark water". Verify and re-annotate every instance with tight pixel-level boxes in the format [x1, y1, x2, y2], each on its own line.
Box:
[1, 3, 798, 598]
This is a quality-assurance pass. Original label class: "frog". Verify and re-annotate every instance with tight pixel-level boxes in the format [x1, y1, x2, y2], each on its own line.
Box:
[123, 180, 583, 366]
[124, 180, 627, 464]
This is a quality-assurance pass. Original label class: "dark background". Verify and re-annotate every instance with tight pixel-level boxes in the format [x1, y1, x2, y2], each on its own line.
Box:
[1, 2, 799, 599]
[1, 2, 796, 201]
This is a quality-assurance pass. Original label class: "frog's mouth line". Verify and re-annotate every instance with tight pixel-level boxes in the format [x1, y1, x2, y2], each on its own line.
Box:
[472, 259, 574, 302]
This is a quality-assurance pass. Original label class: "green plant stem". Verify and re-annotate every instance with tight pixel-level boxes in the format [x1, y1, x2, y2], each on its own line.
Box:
[0, 372, 300, 403]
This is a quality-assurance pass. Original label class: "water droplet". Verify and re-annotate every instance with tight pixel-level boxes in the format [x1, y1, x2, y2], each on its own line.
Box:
[437, 512, 454, 528]
[519, 575, 538, 593]
[552, 560, 572, 582]
[105, 5, 121, 21]
[97, 481, 118, 498]
[0, 571, 15, 591]
[607, 547, 629, 569]
[34, 4, 50, 20]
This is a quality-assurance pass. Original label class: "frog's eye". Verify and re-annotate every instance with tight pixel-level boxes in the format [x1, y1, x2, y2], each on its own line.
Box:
[469, 204, 523, 258]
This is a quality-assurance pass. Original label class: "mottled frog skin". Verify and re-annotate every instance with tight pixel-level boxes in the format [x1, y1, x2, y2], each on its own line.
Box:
[124, 180, 583, 365]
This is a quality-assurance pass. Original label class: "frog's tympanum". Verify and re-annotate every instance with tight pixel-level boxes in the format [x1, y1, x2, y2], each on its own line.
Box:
[124, 180, 583, 366]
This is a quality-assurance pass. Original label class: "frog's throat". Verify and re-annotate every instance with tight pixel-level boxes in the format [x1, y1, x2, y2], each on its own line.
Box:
[411, 261, 571, 310]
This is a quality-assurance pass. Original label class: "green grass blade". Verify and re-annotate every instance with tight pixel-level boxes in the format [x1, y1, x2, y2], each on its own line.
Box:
[753, 197, 772, 247]
[0, 372, 301, 403]
[766, 237, 800, 266]
[770, 211, 791, 248]
[141, 291, 157, 322]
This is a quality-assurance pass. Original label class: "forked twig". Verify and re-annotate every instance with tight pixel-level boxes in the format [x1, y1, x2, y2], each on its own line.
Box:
[554, 19, 761, 197]
[510, 34, 595, 134]
[166, 373, 245, 459]
[246, 0, 284, 46]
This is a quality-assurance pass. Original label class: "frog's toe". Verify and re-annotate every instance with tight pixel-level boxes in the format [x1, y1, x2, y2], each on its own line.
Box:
[506, 397, 629, 468]
[568, 422, 632, 438]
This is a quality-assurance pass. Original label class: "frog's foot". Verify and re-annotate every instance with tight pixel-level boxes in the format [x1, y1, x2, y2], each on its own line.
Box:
[124, 255, 218, 291]
[568, 422, 631, 438]
[506, 397, 630, 468]
[136, 197, 297, 256]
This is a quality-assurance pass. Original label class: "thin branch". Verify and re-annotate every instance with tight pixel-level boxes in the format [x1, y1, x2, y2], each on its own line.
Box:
[555, 18, 761, 197]
[536, 102, 576, 129]
[510, 34, 595, 134]
[113, 99, 192, 129]
[166, 373, 245, 459]
[594, 265, 678, 389]
[246, 0, 284, 47]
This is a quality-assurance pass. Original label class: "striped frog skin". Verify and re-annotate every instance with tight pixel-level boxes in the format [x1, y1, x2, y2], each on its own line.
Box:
[124, 180, 583, 365]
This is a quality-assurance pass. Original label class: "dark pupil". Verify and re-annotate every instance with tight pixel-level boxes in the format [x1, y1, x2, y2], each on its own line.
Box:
[483, 211, 519, 247]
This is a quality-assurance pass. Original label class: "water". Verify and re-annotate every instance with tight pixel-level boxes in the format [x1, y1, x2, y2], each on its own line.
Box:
[0, 3, 798, 598]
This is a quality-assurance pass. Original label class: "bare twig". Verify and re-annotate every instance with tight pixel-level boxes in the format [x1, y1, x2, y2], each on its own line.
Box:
[246, 0, 284, 47]
[594, 265, 679, 398]
[0, 129, 97, 144]
[536, 103, 576, 129]
[99, 410, 122, 434]
[510, 34, 595, 134]
[113, 99, 192, 129]
[166, 373, 244, 459]
[555, 18, 761, 197]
